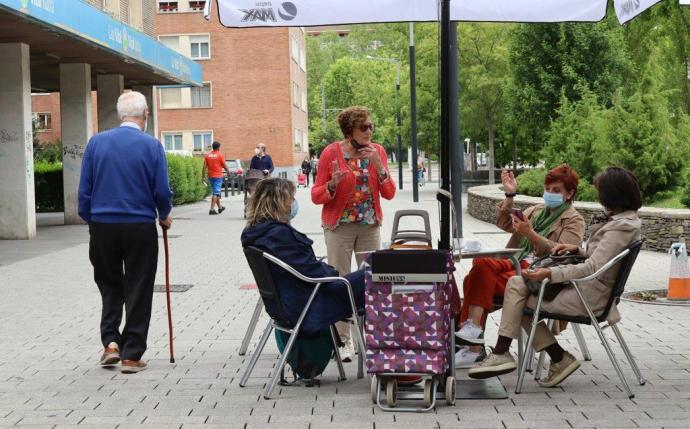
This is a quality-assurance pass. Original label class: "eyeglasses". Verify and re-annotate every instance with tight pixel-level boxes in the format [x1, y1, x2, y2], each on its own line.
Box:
[358, 123, 375, 132]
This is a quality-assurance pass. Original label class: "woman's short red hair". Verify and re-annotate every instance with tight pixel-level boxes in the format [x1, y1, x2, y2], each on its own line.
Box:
[545, 164, 579, 199]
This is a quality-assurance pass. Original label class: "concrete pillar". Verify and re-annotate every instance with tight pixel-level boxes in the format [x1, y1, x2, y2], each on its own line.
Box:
[96, 74, 124, 131]
[133, 85, 157, 137]
[60, 63, 93, 225]
[0, 43, 35, 239]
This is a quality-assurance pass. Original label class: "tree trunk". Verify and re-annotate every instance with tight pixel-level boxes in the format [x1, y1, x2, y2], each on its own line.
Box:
[488, 112, 495, 185]
[470, 141, 477, 172]
[512, 128, 518, 174]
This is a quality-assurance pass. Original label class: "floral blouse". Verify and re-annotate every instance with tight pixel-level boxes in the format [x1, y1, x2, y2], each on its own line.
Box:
[339, 157, 377, 225]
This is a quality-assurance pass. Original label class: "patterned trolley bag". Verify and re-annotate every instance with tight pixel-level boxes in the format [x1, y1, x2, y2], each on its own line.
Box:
[364, 250, 454, 376]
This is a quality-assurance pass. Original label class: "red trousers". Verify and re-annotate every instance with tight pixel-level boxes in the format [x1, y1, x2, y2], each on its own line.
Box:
[460, 257, 529, 327]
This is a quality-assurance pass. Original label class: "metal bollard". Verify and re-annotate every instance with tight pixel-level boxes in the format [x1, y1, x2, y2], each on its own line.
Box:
[231, 176, 236, 196]
[224, 179, 229, 198]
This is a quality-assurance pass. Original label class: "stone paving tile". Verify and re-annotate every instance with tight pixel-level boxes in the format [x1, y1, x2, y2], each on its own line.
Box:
[2, 189, 690, 427]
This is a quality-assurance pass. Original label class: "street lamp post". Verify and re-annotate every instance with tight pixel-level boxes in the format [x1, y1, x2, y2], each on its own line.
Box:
[365, 55, 402, 190]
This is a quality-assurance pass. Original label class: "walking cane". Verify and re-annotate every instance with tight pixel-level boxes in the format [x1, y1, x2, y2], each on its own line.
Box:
[162, 227, 175, 363]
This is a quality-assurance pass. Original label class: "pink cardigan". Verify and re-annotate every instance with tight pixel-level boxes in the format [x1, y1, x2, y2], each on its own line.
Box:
[311, 141, 396, 229]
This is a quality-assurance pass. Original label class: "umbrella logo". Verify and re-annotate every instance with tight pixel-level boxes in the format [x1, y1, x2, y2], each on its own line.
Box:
[278, 2, 297, 21]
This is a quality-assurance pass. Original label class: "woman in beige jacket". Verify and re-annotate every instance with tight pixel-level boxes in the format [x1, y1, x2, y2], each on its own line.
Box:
[468, 167, 643, 388]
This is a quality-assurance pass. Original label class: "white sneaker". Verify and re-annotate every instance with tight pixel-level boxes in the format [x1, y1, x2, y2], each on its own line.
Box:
[456, 320, 485, 344]
[455, 346, 487, 369]
[339, 339, 354, 363]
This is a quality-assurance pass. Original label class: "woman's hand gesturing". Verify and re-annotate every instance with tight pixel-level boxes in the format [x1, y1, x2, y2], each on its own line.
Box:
[502, 169, 517, 194]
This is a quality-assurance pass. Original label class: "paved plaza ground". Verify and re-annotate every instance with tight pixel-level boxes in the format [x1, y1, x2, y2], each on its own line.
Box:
[1, 184, 689, 428]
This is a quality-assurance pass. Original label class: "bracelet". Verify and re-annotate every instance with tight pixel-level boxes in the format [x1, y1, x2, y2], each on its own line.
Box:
[505, 192, 517, 198]
[378, 170, 388, 181]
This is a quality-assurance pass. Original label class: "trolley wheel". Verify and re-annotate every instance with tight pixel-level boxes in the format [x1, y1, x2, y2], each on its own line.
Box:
[385, 378, 397, 407]
[445, 376, 456, 405]
[423, 379, 434, 408]
[370, 375, 378, 404]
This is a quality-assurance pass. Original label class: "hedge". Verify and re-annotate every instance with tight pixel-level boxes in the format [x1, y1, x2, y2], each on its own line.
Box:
[34, 161, 64, 212]
[166, 154, 209, 205]
[33, 155, 209, 213]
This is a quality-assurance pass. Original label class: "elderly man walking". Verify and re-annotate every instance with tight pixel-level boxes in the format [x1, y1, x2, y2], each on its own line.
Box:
[78, 91, 173, 374]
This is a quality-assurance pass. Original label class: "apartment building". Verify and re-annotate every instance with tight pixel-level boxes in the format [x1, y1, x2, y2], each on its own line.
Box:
[155, 0, 309, 174]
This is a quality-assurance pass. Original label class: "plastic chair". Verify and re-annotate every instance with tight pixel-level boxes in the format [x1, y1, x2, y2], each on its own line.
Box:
[239, 246, 365, 399]
[515, 240, 645, 398]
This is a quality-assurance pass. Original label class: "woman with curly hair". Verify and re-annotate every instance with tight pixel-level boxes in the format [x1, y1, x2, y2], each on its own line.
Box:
[311, 106, 395, 361]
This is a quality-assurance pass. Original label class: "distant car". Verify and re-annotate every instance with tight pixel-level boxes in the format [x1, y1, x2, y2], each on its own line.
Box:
[223, 159, 246, 191]
[226, 159, 245, 176]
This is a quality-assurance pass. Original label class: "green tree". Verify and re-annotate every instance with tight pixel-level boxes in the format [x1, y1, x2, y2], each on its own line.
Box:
[543, 91, 608, 181]
[458, 23, 512, 182]
[508, 18, 631, 157]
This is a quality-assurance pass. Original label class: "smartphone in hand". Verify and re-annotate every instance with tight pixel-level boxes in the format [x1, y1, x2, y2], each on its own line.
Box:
[511, 208, 525, 221]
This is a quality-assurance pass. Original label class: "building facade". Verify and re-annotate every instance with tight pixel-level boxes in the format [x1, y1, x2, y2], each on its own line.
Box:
[3, 0, 200, 239]
[155, 0, 309, 175]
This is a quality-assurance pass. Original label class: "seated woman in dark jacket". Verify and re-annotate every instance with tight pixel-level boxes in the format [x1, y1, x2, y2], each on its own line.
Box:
[240, 178, 365, 336]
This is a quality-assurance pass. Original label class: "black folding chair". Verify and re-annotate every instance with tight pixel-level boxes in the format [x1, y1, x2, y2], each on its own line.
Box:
[516, 240, 645, 398]
[239, 246, 365, 399]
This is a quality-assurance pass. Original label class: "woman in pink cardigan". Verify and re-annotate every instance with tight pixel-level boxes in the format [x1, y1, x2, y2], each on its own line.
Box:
[311, 106, 396, 361]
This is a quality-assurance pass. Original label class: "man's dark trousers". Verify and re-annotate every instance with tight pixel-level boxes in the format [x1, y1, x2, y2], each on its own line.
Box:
[89, 222, 158, 361]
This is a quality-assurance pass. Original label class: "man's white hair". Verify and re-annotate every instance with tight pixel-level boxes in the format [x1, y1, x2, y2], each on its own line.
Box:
[117, 91, 148, 120]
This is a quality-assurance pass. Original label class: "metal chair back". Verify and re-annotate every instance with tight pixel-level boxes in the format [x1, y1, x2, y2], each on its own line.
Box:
[600, 239, 644, 320]
[243, 246, 290, 326]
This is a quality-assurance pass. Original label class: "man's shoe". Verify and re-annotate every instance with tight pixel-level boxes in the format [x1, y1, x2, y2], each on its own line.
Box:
[468, 350, 516, 379]
[538, 351, 580, 388]
[339, 339, 354, 363]
[455, 346, 487, 369]
[209, 209, 218, 215]
[99, 342, 120, 366]
[121, 360, 147, 374]
[456, 320, 485, 345]
[218, 206, 226, 214]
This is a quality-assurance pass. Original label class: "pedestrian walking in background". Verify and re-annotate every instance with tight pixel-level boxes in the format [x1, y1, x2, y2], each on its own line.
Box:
[301, 156, 312, 186]
[310, 155, 318, 185]
[202, 141, 231, 215]
[249, 143, 274, 176]
[78, 91, 173, 374]
[311, 106, 396, 361]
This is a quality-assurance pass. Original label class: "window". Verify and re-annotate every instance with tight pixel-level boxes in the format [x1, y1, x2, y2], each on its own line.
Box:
[104, 0, 120, 19]
[191, 82, 211, 108]
[193, 131, 213, 151]
[190, 35, 210, 59]
[301, 89, 307, 112]
[159, 35, 181, 54]
[158, 1, 178, 12]
[299, 47, 306, 71]
[129, 0, 143, 31]
[294, 128, 302, 148]
[291, 36, 299, 62]
[32, 113, 51, 131]
[163, 133, 183, 151]
[292, 82, 299, 108]
[159, 87, 183, 109]
[188, 0, 206, 11]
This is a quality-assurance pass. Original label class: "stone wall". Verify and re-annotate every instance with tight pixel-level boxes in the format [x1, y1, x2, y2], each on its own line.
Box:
[468, 184, 690, 252]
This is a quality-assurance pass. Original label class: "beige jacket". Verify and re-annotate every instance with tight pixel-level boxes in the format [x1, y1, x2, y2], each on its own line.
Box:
[496, 199, 585, 258]
[535, 211, 642, 324]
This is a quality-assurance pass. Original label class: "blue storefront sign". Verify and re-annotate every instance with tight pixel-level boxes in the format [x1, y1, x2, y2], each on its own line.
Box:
[0, 0, 202, 86]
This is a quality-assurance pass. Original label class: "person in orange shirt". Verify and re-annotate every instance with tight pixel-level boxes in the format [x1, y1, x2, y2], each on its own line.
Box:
[201, 141, 231, 215]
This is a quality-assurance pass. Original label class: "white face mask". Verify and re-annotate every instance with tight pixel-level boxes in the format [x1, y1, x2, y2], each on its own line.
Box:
[254, 148, 260, 155]
[143, 118, 148, 133]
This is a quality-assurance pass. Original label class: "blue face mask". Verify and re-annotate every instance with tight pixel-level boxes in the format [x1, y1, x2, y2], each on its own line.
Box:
[543, 191, 565, 208]
[290, 199, 299, 220]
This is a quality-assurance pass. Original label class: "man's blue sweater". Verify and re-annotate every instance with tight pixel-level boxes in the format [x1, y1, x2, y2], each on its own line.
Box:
[78, 125, 173, 224]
